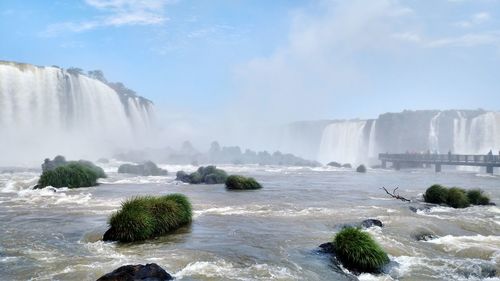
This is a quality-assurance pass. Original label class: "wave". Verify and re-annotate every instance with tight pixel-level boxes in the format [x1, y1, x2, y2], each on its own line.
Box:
[389, 255, 499, 281]
[425, 235, 500, 260]
[173, 260, 298, 280]
[194, 204, 342, 218]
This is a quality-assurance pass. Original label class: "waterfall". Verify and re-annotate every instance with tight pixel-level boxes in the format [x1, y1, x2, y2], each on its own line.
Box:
[453, 111, 500, 154]
[367, 120, 377, 159]
[428, 112, 441, 153]
[0, 62, 154, 165]
[317, 120, 367, 165]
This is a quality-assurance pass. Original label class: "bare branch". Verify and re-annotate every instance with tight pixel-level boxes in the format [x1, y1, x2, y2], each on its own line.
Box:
[381, 186, 411, 202]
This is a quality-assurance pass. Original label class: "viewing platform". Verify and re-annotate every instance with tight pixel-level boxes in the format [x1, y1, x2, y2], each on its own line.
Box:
[379, 153, 500, 173]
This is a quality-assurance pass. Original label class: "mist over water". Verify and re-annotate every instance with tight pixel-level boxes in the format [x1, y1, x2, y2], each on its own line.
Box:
[0, 62, 154, 166]
[1, 0, 500, 280]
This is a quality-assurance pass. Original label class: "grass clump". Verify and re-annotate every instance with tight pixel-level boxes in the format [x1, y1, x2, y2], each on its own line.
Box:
[333, 227, 389, 273]
[176, 166, 228, 184]
[104, 194, 192, 242]
[446, 187, 470, 208]
[423, 184, 449, 204]
[423, 185, 491, 208]
[466, 189, 490, 205]
[225, 175, 262, 190]
[37, 162, 104, 189]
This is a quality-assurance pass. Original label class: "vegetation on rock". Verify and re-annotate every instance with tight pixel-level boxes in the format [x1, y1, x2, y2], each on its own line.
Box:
[466, 189, 490, 205]
[103, 194, 192, 242]
[118, 161, 168, 176]
[225, 175, 262, 190]
[423, 184, 491, 208]
[333, 227, 389, 273]
[36, 156, 106, 189]
[176, 166, 228, 184]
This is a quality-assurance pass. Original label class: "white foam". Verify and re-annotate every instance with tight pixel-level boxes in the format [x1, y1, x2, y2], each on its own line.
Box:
[194, 205, 339, 218]
[174, 260, 297, 280]
[426, 235, 500, 257]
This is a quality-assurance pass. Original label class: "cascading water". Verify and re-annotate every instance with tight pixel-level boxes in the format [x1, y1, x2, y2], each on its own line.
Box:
[317, 120, 367, 165]
[0, 61, 154, 166]
[311, 110, 500, 166]
[428, 112, 441, 153]
[453, 111, 500, 154]
[367, 120, 378, 160]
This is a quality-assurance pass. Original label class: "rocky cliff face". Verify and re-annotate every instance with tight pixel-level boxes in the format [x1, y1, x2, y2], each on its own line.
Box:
[0, 61, 155, 165]
[282, 109, 499, 165]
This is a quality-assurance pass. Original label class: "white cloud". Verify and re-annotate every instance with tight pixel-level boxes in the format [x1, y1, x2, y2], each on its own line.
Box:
[394, 30, 500, 48]
[231, 0, 414, 123]
[454, 11, 491, 28]
[40, 0, 174, 37]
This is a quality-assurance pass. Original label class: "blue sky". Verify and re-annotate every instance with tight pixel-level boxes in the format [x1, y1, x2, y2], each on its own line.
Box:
[1, 0, 500, 123]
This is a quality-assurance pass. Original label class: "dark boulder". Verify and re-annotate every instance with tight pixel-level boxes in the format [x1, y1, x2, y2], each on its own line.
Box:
[96, 263, 173, 281]
[319, 242, 335, 253]
[356, 165, 367, 173]
[361, 219, 383, 228]
[176, 166, 228, 184]
[327, 161, 342, 168]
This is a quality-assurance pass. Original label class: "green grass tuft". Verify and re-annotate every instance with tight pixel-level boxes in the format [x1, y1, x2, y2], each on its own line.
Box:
[333, 227, 389, 273]
[446, 187, 470, 208]
[38, 162, 102, 188]
[225, 175, 262, 190]
[466, 189, 490, 205]
[105, 194, 192, 242]
[423, 184, 449, 204]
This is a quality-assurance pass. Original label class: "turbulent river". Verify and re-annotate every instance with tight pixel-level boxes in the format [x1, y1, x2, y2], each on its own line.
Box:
[0, 163, 499, 281]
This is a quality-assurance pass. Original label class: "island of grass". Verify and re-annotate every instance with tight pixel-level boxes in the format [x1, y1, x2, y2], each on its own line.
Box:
[176, 165, 228, 184]
[103, 194, 192, 242]
[34, 156, 106, 189]
[423, 184, 491, 208]
[118, 161, 168, 176]
[333, 227, 389, 273]
[225, 175, 262, 190]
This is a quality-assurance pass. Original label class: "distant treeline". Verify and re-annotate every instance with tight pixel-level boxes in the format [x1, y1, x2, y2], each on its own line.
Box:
[115, 141, 320, 167]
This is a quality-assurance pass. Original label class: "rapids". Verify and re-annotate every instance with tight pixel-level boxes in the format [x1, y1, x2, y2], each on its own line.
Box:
[0, 163, 498, 280]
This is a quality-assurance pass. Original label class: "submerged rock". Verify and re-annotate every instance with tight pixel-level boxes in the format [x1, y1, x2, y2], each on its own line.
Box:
[360, 219, 383, 228]
[414, 232, 439, 241]
[96, 263, 173, 281]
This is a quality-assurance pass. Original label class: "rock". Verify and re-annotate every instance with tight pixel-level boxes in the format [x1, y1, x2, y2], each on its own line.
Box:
[117, 161, 167, 176]
[327, 161, 342, 167]
[414, 233, 439, 241]
[96, 263, 173, 281]
[361, 219, 383, 228]
[356, 164, 367, 173]
[319, 242, 335, 253]
[97, 158, 110, 164]
[341, 163, 352, 168]
[409, 205, 432, 213]
[176, 166, 228, 184]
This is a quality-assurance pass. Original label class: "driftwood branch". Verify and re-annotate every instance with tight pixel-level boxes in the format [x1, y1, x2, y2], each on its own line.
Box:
[381, 186, 411, 202]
